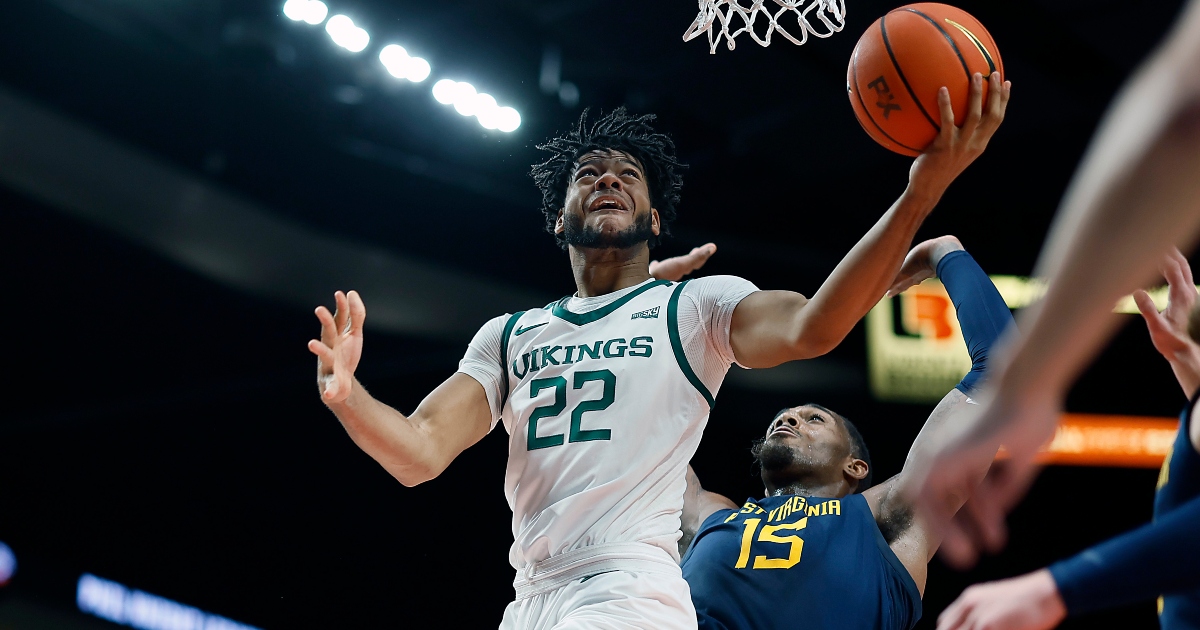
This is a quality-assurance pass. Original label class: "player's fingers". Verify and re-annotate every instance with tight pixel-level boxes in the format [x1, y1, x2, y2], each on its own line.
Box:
[316, 306, 338, 343]
[333, 291, 349, 334]
[1172, 247, 1194, 287]
[307, 339, 334, 361]
[1133, 291, 1173, 345]
[1161, 262, 1197, 323]
[978, 72, 1005, 136]
[985, 72, 1002, 113]
[937, 515, 981, 570]
[964, 73, 984, 132]
[971, 481, 1011, 554]
[687, 243, 717, 270]
[937, 596, 972, 630]
[347, 290, 366, 335]
[936, 87, 955, 137]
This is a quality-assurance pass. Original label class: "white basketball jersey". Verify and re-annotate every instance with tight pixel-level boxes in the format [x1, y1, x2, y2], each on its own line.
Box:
[497, 279, 716, 569]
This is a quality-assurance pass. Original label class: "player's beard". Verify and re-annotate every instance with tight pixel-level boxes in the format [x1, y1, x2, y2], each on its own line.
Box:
[752, 438, 800, 474]
[563, 208, 654, 250]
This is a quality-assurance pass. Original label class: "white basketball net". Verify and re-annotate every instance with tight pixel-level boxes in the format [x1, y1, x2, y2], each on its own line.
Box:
[683, 0, 847, 54]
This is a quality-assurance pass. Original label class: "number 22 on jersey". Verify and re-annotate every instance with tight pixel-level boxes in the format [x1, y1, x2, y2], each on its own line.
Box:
[526, 369, 615, 451]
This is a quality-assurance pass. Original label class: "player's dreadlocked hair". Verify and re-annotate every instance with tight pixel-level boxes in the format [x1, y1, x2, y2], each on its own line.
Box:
[531, 107, 685, 250]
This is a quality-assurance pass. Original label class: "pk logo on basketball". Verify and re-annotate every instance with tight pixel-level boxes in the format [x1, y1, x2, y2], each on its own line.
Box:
[867, 76, 901, 119]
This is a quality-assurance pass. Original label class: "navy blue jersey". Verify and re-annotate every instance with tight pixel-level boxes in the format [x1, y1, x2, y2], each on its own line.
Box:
[681, 493, 921, 630]
[1155, 398, 1200, 628]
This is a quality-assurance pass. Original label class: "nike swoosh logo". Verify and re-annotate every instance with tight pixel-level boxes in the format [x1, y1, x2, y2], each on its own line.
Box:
[514, 322, 548, 336]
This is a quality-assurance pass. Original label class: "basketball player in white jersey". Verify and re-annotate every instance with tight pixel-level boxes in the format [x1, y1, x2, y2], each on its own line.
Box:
[308, 79, 1009, 629]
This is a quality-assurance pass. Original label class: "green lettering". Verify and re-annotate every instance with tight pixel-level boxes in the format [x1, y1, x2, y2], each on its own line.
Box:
[577, 341, 601, 360]
[541, 346, 562, 366]
[527, 377, 566, 450]
[628, 336, 653, 357]
[603, 338, 628, 358]
[570, 370, 614, 442]
[529, 349, 541, 372]
[512, 354, 529, 379]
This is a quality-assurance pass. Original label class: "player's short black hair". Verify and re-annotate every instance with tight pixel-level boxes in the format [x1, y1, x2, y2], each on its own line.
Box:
[766, 404, 874, 493]
[530, 107, 685, 250]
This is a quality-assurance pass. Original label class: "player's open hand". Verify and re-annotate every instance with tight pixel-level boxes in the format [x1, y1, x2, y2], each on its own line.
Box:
[308, 290, 366, 404]
[937, 569, 1066, 630]
[909, 72, 1011, 197]
[1134, 248, 1200, 396]
[886, 235, 964, 297]
[650, 243, 717, 282]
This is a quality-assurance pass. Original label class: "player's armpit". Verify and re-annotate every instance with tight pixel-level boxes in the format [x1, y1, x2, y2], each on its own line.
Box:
[863, 389, 988, 586]
[680, 465, 737, 557]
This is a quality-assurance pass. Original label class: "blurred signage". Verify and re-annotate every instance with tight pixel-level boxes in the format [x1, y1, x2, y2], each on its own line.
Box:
[867, 279, 972, 403]
[867, 276, 1182, 403]
[994, 414, 1178, 468]
[77, 573, 260, 630]
[1033, 414, 1178, 468]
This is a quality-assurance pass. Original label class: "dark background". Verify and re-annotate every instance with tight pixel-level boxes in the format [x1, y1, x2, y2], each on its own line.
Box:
[0, 0, 1191, 627]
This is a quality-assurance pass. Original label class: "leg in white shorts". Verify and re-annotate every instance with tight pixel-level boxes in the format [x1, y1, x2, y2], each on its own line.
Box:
[499, 569, 696, 630]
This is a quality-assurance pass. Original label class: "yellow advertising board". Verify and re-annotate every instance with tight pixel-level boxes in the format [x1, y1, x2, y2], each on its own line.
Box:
[867, 277, 1178, 403]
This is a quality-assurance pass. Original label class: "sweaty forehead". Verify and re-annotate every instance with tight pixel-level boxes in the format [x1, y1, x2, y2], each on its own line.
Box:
[770, 404, 842, 427]
[574, 149, 643, 170]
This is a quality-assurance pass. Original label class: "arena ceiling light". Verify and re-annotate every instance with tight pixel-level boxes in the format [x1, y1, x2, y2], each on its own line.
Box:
[432, 79, 521, 133]
[282, 2, 522, 135]
[325, 14, 370, 53]
[282, 0, 328, 25]
[379, 45, 431, 83]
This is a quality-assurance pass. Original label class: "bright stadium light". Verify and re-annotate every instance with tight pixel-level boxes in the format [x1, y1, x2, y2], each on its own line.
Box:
[496, 106, 521, 133]
[379, 44, 407, 68]
[451, 82, 478, 116]
[283, 0, 327, 24]
[405, 57, 431, 82]
[474, 93, 500, 129]
[432, 79, 457, 104]
[325, 15, 369, 52]
[302, 1, 328, 25]
[283, 0, 306, 20]
[380, 45, 432, 82]
[431, 78, 521, 134]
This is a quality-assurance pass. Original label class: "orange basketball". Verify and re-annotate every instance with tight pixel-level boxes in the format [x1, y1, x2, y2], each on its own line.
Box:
[847, 3, 1003, 156]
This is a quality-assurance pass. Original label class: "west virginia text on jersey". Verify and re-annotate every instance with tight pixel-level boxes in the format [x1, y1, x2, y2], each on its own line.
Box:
[681, 493, 922, 630]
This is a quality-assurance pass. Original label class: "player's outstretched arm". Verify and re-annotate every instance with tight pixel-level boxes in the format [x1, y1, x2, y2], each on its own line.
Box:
[679, 465, 738, 558]
[729, 74, 1011, 369]
[938, 491, 1200, 630]
[862, 238, 1014, 592]
[308, 291, 492, 487]
[913, 0, 1200, 568]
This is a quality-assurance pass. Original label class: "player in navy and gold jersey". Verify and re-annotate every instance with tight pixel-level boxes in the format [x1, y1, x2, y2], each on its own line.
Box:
[938, 249, 1200, 630]
[678, 236, 1015, 630]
